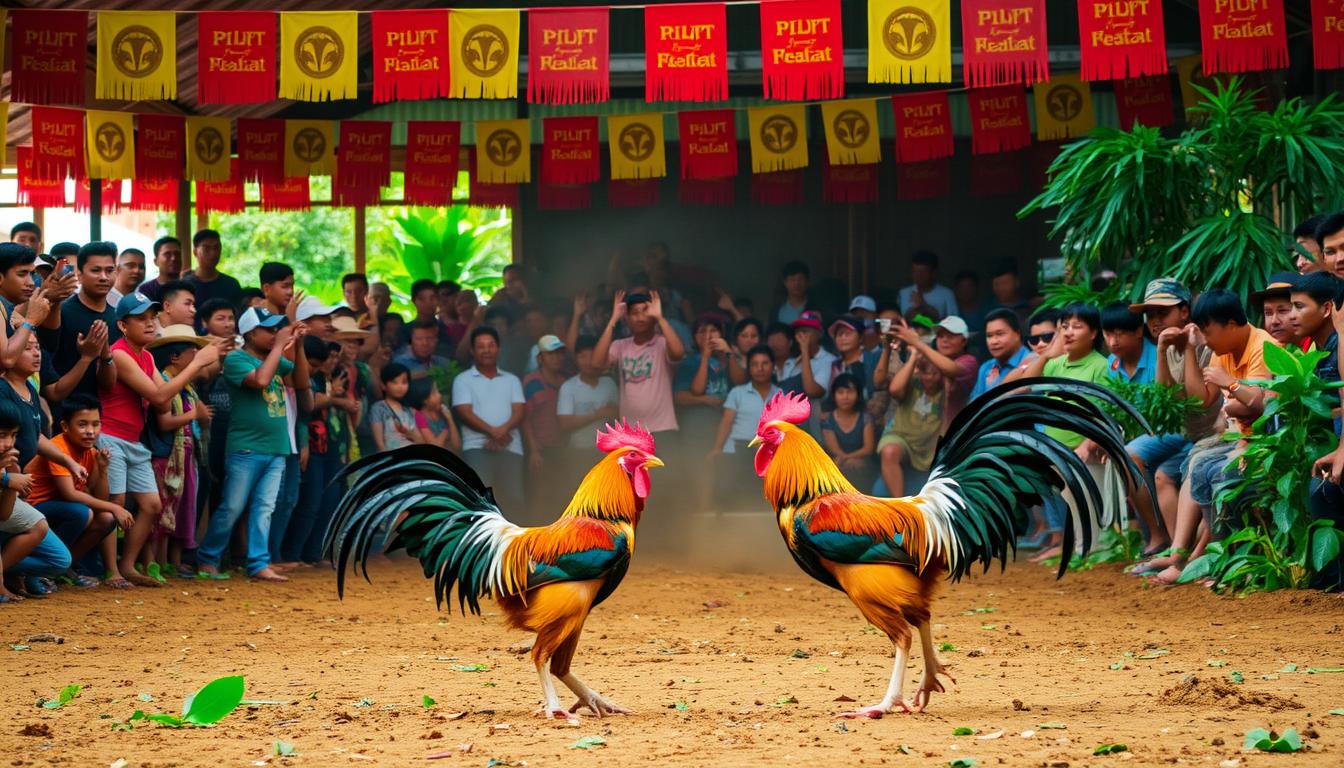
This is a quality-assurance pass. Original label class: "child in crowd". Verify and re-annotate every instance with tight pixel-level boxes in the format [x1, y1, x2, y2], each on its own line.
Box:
[821, 373, 877, 492]
[593, 290, 686, 436]
[555, 335, 619, 484]
[370, 362, 422, 451]
[0, 399, 74, 602]
[878, 352, 946, 497]
[408, 378, 461, 452]
[283, 338, 355, 566]
[146, 326, 210, 579]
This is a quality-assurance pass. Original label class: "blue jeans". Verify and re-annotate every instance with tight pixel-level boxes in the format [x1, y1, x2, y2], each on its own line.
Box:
[197, 451, 286, 575]
[36, 500, 93, 545]
[5, 527, 71, 577]
[268, 454, 302, 563]
[283, 448, 344, 564]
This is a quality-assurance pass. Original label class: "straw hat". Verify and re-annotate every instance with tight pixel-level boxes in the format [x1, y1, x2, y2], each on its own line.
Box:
[331, 315, 372, 341]
[149, 323, 209, 349]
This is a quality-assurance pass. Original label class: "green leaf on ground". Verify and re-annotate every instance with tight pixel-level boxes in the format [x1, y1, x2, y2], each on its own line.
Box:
[673, 700, 689, 712]
[182, 676, 244, 725]
[1109, 662, 1125, 670]
[771, 695, 799, 707]
[421, 695, 436, 708]
[1038, 722, 1067, 730]
[1207, 659, 1226, 668]
[145, 713, 184, 728]
[1137, 649, 1170, 659]
[952, 726, 976, 736]
[1280, 663, 1298, 673]
[354, 697, 374, 708]
[1306, 667, 1344, 674]
[1244, 727, 1302, 752]
[40, 684, 83, 709]
[9, 644, 29, 651]
[980, 624, 997, 631]
[137, 693, 154, 702]
[1229, 671, 1245, 684]
[568, 735, 606, 750]
[949, 759, 978, 768]
[963, 607, 996, 615]
[896, 745, 912, 755]
[1094, 743, 1128, 755]
[452, 664, 489, 672]
[939, 642, 959, 652]
[273, 741, 297, 757]
[790, 649, 811, 659]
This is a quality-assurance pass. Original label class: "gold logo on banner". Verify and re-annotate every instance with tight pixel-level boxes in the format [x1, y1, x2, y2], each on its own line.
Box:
[759, 115, 798, 154]
[462, 25, 510, 77]
[293, 128, 327, 162]
[111, 25, 164, 78]
[94, 122, 126, 162]
[617, 124, 655, 162]
[294, 26, 344, 79]
[195, 127, 225, 165]
[1046, 85, 1084, 121]
[882, 7, 935, 61]
[485, 129, 523, 166]
[832, 110, 871, 148]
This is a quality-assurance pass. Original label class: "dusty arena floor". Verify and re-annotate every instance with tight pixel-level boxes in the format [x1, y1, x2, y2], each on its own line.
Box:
[3, 548, 1342, 767]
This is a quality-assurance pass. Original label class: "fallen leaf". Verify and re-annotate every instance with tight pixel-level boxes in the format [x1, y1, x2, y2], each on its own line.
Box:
[568, 735, 606, 750]
[790, 649, 811, 659]
[1094, 743, 1128, 755]
[952, 726, 976, 736]
[421, 695, 436, 708]
[1280, 663, 1297, 673]
[1038, 722, 1067, 730]
[1229, 671, 1245, 684]
[273, 741, 296, 757]
[949, 759, 977, 768]
[451, 664, 489, 673]
[1207, 659, 1226, 668]
[673, 701, 689, 712]
[939, 642, 960, 653]
[1306, 667, 1344, 674]
[1328, 709, 1344, 716]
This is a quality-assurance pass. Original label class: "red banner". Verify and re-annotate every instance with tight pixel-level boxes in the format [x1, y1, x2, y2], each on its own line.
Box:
[678, 109, 737, 180]
[970, 151, 1024, 197]
[891, 91, 954, 163]
[74, 179, 123, 215]
[960, 0, 1049, 87]
[896, 159, 950, 201]
[537, 184, 593, 210]
[16, 147, 67, 208]
[237, 119, 286, 183]
[541, 116, 600, 184]
[608, 178, 661, 208]
[1314, 0, 1344, 70]
[1077, 0, 1167, 81]
[131, 178, 179, 211]
[1115, 75, 1175, 128]
[968, 87, 1032, 155]
[467, 150, 518, 209]
[136, 114, 185, 180]
[679, 177, 735, 205]
[31, 106, 85, 181]
[645, 3, 727, 102]
[198, 160, 245, 214]
[404, 121, 462, 207]
[751, 170, 805, 205]
[372, 10, 450, 103]
[261, 177, 311, 212]
[196, 11, 277, 104]
[822, 158, 878, 204]
[336, 121, 393, 206]
[759, 0, 843, 100]
[1197, 0, 1287, 74]
[10, 10, 88, 105]
[528, 7, 610, 104]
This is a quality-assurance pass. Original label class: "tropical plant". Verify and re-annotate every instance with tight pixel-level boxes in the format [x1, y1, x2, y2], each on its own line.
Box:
[1039, 278, 1129, 310]
[366, 205, 512, 307]
[1102, 379, 1205, 443]
[1179, 344, 1344, 592]
[1021, 79, 1344, 302]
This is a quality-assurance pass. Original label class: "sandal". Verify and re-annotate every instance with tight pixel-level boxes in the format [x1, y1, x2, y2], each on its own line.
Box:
[62, 573, 100, 588]
[0, 592, 25, 603]
[145, 563, 169, 585]
[195, 568, 231, 581]
[104, 575, 132, 589]
[23, 577, 56, 597]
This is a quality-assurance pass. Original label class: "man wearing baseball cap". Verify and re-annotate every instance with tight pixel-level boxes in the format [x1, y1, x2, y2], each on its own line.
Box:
[828, 314, 880, 397]
[894, 314, 978, 420]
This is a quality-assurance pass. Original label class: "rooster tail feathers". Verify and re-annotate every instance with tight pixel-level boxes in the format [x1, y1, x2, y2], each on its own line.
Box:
[917, 378, 1148, 580]
[325, 444, 518, 614]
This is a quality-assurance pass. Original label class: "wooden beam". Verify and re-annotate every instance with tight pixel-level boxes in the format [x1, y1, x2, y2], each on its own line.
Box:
[353, 205, 366, 274]
[176, 180, 191, 271]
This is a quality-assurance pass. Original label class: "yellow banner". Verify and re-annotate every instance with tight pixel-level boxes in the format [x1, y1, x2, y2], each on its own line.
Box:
[280, 12, 359, 101]
[868, 0, 950, 84]
[475, 119, 530, 183]
[96, 11, 177, 100]
[284, 120, 336, 178]
[1034, 74, 1096, 141]
[86, 110, 136, 180]
[449, 9, 520, 99]
[821, 99, 881, 166]
[747, 105, 808, 173]
[186, 116, 231, 181]
[607, 114, 666, 180]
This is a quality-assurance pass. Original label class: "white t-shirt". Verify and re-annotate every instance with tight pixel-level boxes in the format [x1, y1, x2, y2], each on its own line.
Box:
[556, 374, 619, 449]
[721, 383, 782, 454]
[452, 366, 525, 455]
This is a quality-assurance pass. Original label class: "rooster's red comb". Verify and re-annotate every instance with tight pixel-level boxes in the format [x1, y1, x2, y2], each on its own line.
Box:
[758, 391, 811, 429]
[596, 419, 656, 455]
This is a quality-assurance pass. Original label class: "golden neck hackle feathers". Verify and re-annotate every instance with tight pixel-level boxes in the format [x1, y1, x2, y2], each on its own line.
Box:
[762, 423, 857, 509]
[562, 449, 642, 524]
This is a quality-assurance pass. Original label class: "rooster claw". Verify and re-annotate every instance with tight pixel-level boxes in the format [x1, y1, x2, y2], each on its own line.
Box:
[535, 706, 580, 722]
[568, 695, 632, 718]
[836, 706, 888, 720]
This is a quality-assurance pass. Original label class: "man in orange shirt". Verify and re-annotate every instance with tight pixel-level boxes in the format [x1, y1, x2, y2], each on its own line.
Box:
[26, 395, 131, 586]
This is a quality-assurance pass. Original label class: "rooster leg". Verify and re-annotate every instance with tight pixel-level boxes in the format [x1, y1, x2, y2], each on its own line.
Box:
[534, 659, 577, 721]
[838, 639, 911, 719]
[561, 673, 633, 718]
[909, 620, 956, 713]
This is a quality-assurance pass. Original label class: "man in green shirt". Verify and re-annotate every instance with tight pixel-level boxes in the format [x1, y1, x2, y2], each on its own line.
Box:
[196, 307, 309, 582]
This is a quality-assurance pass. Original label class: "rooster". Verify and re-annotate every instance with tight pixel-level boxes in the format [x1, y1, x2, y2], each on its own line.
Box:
[326, 422, 663, 721]
[749, 379, 1145, 718]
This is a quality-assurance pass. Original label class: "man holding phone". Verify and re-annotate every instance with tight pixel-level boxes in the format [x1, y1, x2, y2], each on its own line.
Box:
[39, 242, 120, 403]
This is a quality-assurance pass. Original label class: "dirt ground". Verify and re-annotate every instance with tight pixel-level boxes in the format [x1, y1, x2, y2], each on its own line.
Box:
[3, 548, 1343, 768]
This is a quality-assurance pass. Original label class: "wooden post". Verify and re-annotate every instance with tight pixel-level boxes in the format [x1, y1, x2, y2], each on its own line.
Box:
[354, 205, 367, 274]
[89, 183, 102, 240]
[177, 180, 192, 272]
[32, 208, 44, 245]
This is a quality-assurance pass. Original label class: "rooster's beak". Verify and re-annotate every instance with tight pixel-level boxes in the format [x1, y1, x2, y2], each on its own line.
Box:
[748, 436, 763, 448]
[643, 455, 664, 469]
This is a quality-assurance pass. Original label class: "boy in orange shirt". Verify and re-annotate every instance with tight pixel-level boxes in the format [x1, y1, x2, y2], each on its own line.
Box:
[26, 395, 132, 585]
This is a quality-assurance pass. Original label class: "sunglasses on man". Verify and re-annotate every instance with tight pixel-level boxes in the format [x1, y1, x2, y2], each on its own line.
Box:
[1026, 331, 1055, 346]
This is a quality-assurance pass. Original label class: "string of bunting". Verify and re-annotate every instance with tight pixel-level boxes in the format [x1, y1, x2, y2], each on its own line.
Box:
[1, 1, 1311, 112]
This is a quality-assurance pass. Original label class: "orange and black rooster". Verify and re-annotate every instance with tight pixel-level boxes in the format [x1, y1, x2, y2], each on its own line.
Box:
[749, 379, 1144, 718]
[326, 422, 663, 721]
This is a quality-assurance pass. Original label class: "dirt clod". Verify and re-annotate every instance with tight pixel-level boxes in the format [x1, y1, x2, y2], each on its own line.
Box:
[1159, 675, 1301, 709]
[20, 723, 51, 737]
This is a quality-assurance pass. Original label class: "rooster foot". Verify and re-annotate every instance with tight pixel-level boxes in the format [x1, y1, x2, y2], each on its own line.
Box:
[836, 704, 900, 720]
[534, 706, 580, 722]
[908, 668, 954, 713]
[568, 693, 632, 718]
